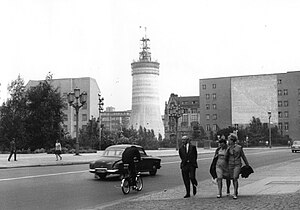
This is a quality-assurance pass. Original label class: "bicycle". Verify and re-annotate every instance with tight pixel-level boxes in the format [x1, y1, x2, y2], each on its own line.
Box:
[121, 162, 143, 194]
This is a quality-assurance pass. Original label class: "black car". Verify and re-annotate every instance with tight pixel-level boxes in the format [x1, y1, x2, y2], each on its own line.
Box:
[89, 144, 161, 179]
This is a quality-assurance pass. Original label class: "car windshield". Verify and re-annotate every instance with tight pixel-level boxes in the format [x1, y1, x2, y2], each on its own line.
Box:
[102, 149, 124, 157]
[293, 141, 300, 145]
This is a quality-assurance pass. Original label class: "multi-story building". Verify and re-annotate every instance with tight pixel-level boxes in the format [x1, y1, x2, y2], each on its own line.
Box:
[164, 94, 201, 139]
[100, 107, 131, 133]
[26, 77, 100, 137]
[199, 71, 300, 141]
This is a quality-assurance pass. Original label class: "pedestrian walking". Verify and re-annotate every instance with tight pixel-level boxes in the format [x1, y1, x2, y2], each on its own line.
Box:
[179, 136, 198, 198]
[226, 133, 249, 199]
[55, 140, 62, 161]
[8, 138, 17, 161]
[214, 136, 231, 198]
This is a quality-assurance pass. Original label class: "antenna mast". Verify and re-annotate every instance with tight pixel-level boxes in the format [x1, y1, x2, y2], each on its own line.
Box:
[139, 26, 151, 61]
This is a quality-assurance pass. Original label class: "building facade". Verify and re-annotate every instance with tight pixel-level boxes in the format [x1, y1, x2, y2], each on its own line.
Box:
[129, 33, 164, 137]
[164, 94, 201, 139]
[100, 107, 131, 133]
[26, 77, 100, 138]
[199, 71, 300, 141]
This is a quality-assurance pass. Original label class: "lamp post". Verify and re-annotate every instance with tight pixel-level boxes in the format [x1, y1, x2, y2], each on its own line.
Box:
[68, 87, 87, 155]
[97, 93, 104, 150]
[168, 100, 182, 151]
[268, 111, 272, 148]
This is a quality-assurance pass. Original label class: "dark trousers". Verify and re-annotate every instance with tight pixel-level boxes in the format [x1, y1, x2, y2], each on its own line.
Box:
[181, 164, 197, 195]
[8, 150, 17, 161]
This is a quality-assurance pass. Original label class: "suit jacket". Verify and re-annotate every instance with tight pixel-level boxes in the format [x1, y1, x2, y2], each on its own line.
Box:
[179, 144, 198, 170]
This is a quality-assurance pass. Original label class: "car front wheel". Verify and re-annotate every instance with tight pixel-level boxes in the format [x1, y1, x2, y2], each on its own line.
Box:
[149, 165, 157, 176]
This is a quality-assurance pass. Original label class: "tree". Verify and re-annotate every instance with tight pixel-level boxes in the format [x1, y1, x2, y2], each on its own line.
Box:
[25, 73, 64, 150]
[0, 75, 28, 151]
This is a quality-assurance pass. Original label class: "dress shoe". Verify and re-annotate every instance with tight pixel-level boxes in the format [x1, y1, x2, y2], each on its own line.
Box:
[184, 194, 190, 198]
[193, 185, 197, 195]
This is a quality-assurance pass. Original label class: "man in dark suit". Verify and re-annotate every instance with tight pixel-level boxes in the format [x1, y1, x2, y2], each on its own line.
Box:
[179, 136, 198, 198]
[8, 138, 17, 161]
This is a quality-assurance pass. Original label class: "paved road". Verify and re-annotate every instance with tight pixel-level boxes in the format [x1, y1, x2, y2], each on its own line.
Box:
[1, 147, 297, 210]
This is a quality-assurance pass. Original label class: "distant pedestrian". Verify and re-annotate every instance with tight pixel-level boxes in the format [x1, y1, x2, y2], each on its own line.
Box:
[226, 133, 249, 199]
[179, 136, 198, 198]
[55, 140, 62, 161]
[214, 136, 231, 198]
[8, 138, 17, 161]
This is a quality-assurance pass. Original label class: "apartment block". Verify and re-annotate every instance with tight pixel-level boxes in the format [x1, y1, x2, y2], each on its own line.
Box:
[199, 71, 300, 141]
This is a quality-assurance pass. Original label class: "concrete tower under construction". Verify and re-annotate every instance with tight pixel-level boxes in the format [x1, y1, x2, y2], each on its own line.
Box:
[130, 32, 164, 138]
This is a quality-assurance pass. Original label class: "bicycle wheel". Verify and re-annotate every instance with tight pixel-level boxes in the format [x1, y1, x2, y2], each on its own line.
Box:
[121, 178, 130, 194]
[135, 176, 143, 191]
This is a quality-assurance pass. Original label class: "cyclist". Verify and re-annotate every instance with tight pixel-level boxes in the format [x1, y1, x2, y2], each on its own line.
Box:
[122, 146, 141, 186]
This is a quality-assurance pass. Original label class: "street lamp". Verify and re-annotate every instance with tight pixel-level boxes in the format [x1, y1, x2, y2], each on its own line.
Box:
[97, 93, 104, 150]
[268, 111, 272, 148]
[68, 88, 87, 155]
[168, 99, 182, 151]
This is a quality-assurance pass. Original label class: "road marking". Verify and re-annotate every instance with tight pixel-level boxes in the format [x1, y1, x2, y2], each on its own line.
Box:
[0, 170, 87, 182]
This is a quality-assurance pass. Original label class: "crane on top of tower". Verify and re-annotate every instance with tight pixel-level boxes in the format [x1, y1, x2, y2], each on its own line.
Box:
[139, 26, 151, 61]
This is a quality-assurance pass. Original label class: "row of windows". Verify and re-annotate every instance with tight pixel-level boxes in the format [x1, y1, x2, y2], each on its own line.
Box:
[181, 101, 198, 105]
[202, 84, 217, 90]
[278, 89, 288, 96]
[278, 111, 289, 118]
[181, 114, 199, 122]
[278, 122, 289, 131]
[205, 124, 218, 131]
[206, 114, 217, 120]
[278, 101, 289, 107]
[205, 93, 217, 100]
[206, 104, 217, 110]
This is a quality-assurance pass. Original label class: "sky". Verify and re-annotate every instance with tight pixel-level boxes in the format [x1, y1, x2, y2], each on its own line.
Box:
[1, 0, 300, 114]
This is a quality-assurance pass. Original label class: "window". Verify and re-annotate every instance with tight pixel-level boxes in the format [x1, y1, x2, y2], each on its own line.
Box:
[206, 94, 210, 100]
[74, 114, 77, 121]
[191, 108, 197, 113]
[284, 122, 289, 131]
[212, 93, 216, 100]
[82, 114, 87, 121]
[191, 114, 198, 121]
[278, 111, 282, 118]
[213, 124, 217, 131]
[206, 124, 211, 131]
[212, 84, 216, 89]
[283, 89, 288, 95]
[182, 114, 188, 122]
[278, 90, 282, 96]
[278, 79, 282, 84]
[284, 101, 289, 107]
[206, 114, 210, 120]
[63, 114, 68, 121]
[284, 111, 289, 118]
[213, 114, 217, 120]
[278, 101, 282, 107]
[82, 103, 87, 109]
[202, 84, 206, 90]
[278, 123, 282, 130]
[206, 104, 210, 110]
[212, 104, 217, 109]
[182, 109, 188, 114]
[192, 101, 197, 104]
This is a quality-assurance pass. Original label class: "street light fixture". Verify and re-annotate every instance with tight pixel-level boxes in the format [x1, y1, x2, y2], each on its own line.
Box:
[268, 111, 272, 148]
[168, 98, 182, 151]
[97, 93, 104, 150]
[68, 88, 87, 155]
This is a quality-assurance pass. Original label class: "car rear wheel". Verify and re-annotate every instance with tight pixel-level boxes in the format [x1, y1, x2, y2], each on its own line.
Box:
[149, 165, 157, 176]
